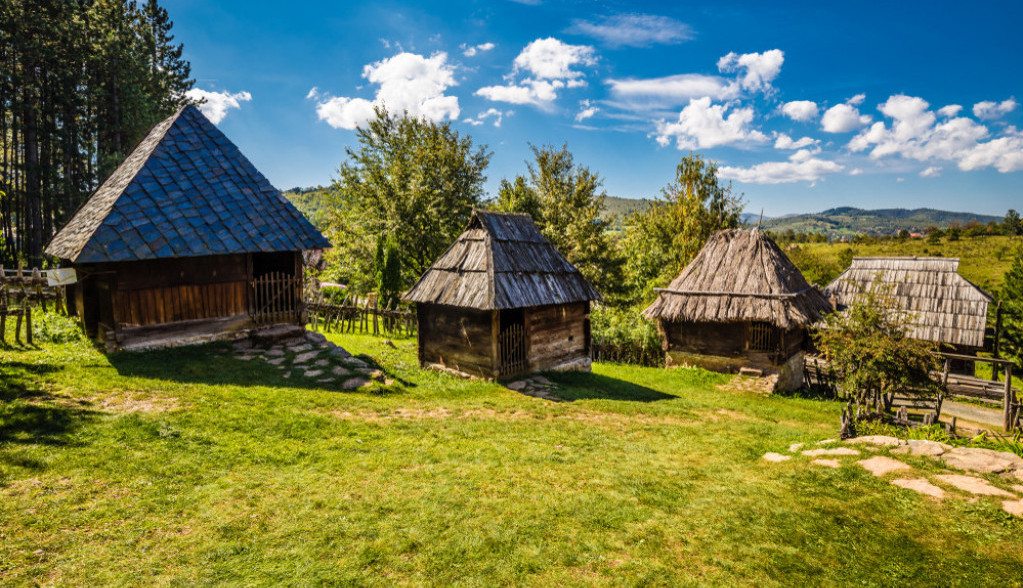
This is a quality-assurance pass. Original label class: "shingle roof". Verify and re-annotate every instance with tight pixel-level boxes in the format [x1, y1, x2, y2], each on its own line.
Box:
[643, 229, 832, 329]
[824, 257, 992, 348]
[402, 210, 601, 310]
[45, 105, 330, 263]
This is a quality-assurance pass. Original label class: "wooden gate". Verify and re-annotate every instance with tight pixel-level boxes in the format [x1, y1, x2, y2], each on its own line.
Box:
[250, 272, 301, 325]
[498, 323, 527, 376]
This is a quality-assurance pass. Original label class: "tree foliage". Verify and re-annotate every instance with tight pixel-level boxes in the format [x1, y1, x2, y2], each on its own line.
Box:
[815, 277, 943, 411]
[620, 153, 743, 303]
[0, 0, 193, 265]
[1001, 245, 1023, 369]
[325, 108, 491, 294]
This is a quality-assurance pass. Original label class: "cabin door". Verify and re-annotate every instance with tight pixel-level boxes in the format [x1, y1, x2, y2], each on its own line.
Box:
[250, 252, 301, 324]
[498, 308, 527, 376]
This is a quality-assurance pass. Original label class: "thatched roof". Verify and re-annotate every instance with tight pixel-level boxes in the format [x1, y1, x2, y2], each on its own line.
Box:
[46, 105, 329, 263]
[824, 257, 992, 348]
[642, 229, 831, 328]
[402, 210, 600, 310]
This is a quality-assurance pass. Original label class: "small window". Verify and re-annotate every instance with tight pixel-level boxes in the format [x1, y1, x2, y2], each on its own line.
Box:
[748, 322, 777, 352]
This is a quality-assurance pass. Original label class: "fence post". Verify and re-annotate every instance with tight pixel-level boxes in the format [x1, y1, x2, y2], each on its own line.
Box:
[1005, 364, 1014, 431]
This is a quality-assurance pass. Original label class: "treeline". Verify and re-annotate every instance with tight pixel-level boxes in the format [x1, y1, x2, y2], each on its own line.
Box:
[770, 212, 1023, 246]
[0, 0, 193, 266]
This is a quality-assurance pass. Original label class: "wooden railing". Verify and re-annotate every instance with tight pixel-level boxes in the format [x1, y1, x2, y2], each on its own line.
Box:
[305, 294, 416, 336]
[1, 264, 66, 313]
[498, 323, 527, 376]
[250, 272, 302, 325]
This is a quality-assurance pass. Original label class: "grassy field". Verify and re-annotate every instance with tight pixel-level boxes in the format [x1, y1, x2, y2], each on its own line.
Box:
[791, 235, 1022, 292]
[2, 329, 1023, 586]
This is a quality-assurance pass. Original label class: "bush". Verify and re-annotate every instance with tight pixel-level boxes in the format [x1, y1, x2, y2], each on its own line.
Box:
[33, 311, 86, 343]
[590, 305, 663, 366]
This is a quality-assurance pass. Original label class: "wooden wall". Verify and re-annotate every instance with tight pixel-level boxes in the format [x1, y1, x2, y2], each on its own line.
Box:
[418, 304, 497, 377]
[662, 319, 806, 365]
[525, 302, 589, 370]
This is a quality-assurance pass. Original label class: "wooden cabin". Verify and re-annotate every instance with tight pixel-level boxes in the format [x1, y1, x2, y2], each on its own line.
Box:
[44, 105, 330, 350]
[824, 257, 993, 373]
[402, 210, 601, 379]
[643, 229, 831, 392]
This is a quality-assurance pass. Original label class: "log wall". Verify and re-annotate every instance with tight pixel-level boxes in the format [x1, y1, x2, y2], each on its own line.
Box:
[417, 304, 497, 378]
[525, 302, 589, 370]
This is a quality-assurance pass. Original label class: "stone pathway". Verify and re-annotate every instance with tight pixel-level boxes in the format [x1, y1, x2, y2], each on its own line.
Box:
[506, 375, 563, 401]
[762, 434, 1023, 517]
[231, 330, 385, 390]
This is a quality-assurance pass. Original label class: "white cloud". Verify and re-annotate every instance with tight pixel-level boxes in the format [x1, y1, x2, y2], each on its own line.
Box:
[938, 104, 962, 117]
[513, 37, 596, 79]
[606, 74, 738, 110]
[719, 149, 843, 184]
[973, 98, 1017, 120]
[848, 94, 1023, 173]
[920, 166, 942, 177]
[463, 108, 504, 127]
[849, 168, 864, 176]
[462, 42, 495, 57]
[781, 100, 818, 122]
[186, 89, 252, 123]
[655, 97, 768, 149]
[567, 14, 693, 48]
[576, 100, 598, 122]
[312, 52, 459, 130]
[774, 133, 818, 150]
[821, 96, 872, 133]
[477, 38, 594, 108]
[717, 49, 784, 93]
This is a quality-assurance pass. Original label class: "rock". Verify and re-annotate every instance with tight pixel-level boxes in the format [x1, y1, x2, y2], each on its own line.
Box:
[891, 478, 946, 499]
[314, 359, 329, 368]
[845, 435, 905, 447]
[905, 439, 952, 457]
[236, 355, 256, 361]
[935, 474, 1015, 497]
[739, 367, 764, 377]
[283, 373, 291, 379]
[788, 443, 805, 453]
[304, 331, 328, 345]
[342, 377, 370, 390]
[532, 375, 552, 386]
[763, 452, 791, 462]
[811, 458, 842, 468]
[232, 339, 253, 351]
[332, 366, 350, 377]
[328, 346, 351, 359]
[294, 351, 320, 364]
[802, 448, 860, 457]
[857, 456, 911, 477]
[1003, 500, 1023, 517]
[816, 439, 838, 445]
[267, 358, 286, 366]
[382, 340, 397, 349]
[1015, 470, 1023, 482]
[290, 343, 313, 353]
[342, 357, 369, 369]
[507, 381, 528, 391]
[265, 348, 285, 357]
[940, 447, 1023, 474]
[317, 378, 333, 384]
[1011, 484, 1023, 495]
[304, 369, 323, 378]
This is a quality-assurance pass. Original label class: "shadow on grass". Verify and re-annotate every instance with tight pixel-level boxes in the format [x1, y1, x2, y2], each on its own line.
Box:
[0, 362, 96, 453]
[540, 371, 676, 402]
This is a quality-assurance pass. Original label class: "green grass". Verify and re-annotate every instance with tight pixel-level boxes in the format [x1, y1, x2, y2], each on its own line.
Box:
[796, 235, 1021, 292]
[2, 330, 1023, 586]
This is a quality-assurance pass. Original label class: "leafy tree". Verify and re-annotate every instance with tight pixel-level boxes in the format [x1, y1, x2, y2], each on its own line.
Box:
[377, 235, 402, 308]
[494, 143, 625, 304]
[815, 277, 943, 413]
[1001, 246, 1023, 369]
[326, 108, 491, 293]
[620, 153, 743, 304]
[1004, 209, 1023, 236]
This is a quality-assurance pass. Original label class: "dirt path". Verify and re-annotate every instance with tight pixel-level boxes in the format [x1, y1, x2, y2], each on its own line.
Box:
[942, 400, 1007, 430]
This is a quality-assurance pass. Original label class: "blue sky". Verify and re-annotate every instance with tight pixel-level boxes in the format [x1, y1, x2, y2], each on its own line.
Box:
[170, 0, 1023, 217]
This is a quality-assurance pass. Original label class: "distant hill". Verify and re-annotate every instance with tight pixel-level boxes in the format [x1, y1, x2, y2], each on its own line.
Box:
[756, 207, 1002, 237]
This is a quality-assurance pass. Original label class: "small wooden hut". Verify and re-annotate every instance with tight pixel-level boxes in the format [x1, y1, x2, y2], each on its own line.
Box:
[402, 210, 601, 379]
[824, 257, 992, 371]
[643, 229, 831, 391]
[45, 105, 330, 349]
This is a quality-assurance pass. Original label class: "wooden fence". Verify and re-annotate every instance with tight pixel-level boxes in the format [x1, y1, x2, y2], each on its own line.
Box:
[1, 265, 70, 344]
[305, 294, 416, 337]
[250, 272, 301, 325]
[498, 323, 527, 376]
[591, 336, 664, 367]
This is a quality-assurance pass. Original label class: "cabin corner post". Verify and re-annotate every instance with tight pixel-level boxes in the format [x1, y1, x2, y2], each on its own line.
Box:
[491, 309, 500, 378]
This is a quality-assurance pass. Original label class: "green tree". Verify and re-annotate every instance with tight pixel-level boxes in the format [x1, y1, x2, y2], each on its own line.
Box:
[815, 278, 943, 413]
[377, 235, 402, 308]
[326, 108, 491, 293]
[620, 153, 743, 304]
[1004, 209, 1023, 236]
[1001, 246, 1023, 369]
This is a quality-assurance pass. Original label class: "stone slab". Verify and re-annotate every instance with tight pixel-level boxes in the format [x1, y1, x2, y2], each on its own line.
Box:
[845, 435, 905, 447]
[763, 452, 791, 462]
[294, 351, 320, 364]
[265, 349, 285, 357]
[935, 474, 1015, 497]
[811, 458, 841, 468]
[940, 447, 1023, 474]
[802, 448, 860, 457]
[342, 377, 370, 390]
[788, 443, 805, 453]
[304, 369, 323, 378]
[857, 456, 911, 477]
[891, 478, 945, 499]
[1003, 500, 1023, 517]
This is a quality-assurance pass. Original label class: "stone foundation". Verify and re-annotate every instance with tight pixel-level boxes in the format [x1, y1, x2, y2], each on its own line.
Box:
[666, 350, 805, 393]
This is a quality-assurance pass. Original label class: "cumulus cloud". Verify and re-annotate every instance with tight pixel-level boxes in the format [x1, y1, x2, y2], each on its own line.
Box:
[920, 166, 942, 177]
[462, 42, 495, 57]
[848, 94, 1023, 173]
[575, 100, 598, 122]
[717, 49, 784, 93]
[567, 14, 693, 48]
[774, 133, 818, 150]
[781, 100, 818, 122]
[938, 104, 962, 117]
[477, 38, 595, 107]
[463, 108, 504, 127]
[655, 97, 768, 149]
[606, 74, 739, 110]
[719, 149, 843, 184]
[186, 89, 252, 123]
[821, 96, 872, 133]
[312, 52, 459, 130]
[973, 98, 1017, 120]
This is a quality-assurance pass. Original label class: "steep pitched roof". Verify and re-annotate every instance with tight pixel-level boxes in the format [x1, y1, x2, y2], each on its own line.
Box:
[643, 228, 831, 328]
[45, 105, 330, 263]
[402, 210, 601, 310]
[824, 257, 992, 348]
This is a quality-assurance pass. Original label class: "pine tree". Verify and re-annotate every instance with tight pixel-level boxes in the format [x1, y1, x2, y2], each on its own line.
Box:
[1002, 246, 1023, 369]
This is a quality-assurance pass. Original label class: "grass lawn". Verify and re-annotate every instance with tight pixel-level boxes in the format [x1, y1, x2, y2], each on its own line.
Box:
[2, 329, 1022, 586]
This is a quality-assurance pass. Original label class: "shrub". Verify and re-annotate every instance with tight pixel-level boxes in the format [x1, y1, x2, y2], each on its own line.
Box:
[590, 305, 663, 365]
[33, 311, 86, 343]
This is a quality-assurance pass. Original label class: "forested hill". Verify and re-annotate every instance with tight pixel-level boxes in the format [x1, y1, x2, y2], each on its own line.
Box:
[283, 188, 656, 230]
[758, 207, 1003, 237]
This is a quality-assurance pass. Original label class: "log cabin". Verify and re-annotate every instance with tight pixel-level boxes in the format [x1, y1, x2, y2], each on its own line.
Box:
[824, 257, 993, 373]
[643, 229, 831, 392]
[45, 105, 330, 350]
[402, 210, 601, 379]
